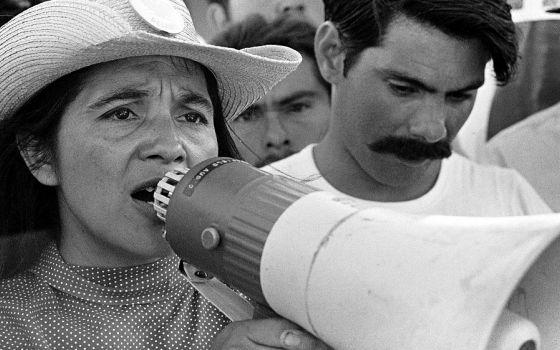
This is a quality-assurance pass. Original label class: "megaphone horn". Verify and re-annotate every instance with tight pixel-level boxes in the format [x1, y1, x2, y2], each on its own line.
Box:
[155, 157, 560, 350]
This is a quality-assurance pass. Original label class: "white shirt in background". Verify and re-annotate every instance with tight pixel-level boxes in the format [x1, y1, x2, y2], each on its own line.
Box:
[262, 144, 552, 216]
[483, 102, 560, 212]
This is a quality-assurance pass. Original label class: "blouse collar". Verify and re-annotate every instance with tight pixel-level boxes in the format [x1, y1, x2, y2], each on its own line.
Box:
[31, 241, 185, 305]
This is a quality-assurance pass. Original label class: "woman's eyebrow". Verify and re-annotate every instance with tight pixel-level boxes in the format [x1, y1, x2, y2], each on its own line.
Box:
[87, 87, 151, 111]
[177, 90, 213, 112]
[86, 87, 214, 113]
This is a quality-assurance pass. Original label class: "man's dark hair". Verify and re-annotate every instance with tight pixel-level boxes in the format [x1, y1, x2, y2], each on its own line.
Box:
[323, 0, 518, 84]
[211, 14, 330, 93]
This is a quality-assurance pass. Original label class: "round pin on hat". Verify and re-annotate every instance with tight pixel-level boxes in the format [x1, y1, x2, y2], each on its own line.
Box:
[129, 0, 185, 34]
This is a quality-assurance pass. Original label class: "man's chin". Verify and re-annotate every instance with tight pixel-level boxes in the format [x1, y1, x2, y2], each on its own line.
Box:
[254, 153, 295, 167]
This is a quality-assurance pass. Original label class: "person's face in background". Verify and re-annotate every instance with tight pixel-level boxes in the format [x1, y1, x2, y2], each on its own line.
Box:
[1, 0, 31, 10]
[185, 0, 324, 41]
[229, 55, 330, 167]
[0, 0, 32, 25]
[317, 16, 487, 198]
[26, 56, 218, 267]
[228, 0, 324, 26]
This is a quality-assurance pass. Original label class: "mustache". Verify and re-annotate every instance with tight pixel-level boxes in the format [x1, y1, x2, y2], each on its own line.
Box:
[368, 136, 452, 162]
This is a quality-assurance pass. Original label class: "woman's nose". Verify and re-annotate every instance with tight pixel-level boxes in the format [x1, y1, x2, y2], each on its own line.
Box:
[138, 118, 187, 164]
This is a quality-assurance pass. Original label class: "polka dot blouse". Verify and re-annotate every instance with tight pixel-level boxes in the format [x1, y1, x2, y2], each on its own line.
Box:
[0, 241, 231, 349]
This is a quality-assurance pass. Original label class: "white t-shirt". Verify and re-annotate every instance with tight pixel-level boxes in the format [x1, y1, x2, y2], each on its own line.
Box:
[483, 102, 560, 212]
[262, 145, 551, 216]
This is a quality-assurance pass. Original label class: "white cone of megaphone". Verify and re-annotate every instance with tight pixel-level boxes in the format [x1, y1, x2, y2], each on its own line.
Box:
[154, 157, 560, 350]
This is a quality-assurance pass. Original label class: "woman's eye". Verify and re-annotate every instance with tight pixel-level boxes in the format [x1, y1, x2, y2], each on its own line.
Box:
[181, 112, 208, 125]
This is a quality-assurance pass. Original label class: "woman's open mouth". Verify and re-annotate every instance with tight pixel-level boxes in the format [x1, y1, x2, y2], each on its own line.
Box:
[131, 184, 157, 205]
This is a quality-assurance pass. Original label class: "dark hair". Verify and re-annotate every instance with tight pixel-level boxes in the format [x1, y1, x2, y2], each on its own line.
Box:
[211, 14, 330, 93]
[0, 0, 46, 27]
[323, 0, 518, 84]
[0, 57, 239, 236]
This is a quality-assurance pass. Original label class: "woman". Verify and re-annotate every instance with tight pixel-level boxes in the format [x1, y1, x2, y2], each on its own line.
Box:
[0, 0, 328, 349]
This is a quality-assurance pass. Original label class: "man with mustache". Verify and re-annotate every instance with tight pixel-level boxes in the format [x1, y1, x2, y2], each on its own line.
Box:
[263, 0, 551, 216]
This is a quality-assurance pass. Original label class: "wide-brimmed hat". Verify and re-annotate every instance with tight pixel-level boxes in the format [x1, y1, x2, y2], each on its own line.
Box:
[0, 0, 302, 122]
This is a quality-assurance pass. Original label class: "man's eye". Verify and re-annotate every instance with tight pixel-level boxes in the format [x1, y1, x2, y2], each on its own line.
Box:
[181, 112, 208, 125]
[285, 102, 310, 114]
[448, 92, 474, 103]
[102, 108, 136, 121]
[389, 83, 417, 96]
[235, 107, 260, 123]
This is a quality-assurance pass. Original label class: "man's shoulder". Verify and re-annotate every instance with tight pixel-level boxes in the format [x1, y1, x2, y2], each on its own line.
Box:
[443, 153, 551, 215]
[489, 102, 560, 147]
[446, 152, 524, 184]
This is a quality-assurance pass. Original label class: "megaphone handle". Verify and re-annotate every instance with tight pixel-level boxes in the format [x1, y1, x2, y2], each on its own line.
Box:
[181, 262, 254, 321]
[252, 303, 279, 319]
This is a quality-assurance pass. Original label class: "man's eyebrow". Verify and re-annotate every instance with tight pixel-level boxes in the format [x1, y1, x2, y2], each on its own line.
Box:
[383, 69, 484, 93]
[87, 87, 151, 110]
[273, 90, 319, 109]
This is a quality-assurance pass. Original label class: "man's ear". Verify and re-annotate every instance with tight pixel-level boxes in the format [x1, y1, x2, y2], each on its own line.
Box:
[17, 139, 59, 186]
[314, 21, 346, 84]
[206, 2, 229, 32]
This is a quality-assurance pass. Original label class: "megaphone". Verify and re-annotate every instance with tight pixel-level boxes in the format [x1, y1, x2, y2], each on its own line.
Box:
[153, 157, 560, 350]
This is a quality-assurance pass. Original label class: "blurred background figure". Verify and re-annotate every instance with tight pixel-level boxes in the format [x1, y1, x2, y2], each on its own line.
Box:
[183, 0, 324, 41]
[483, 101, 560, 212]
[454, 0, 560, 160]
[0, 0, 50, 274]
[451, 0, 560, 212]
[0, 0, 45, 26]
[212, 15, 331, 167]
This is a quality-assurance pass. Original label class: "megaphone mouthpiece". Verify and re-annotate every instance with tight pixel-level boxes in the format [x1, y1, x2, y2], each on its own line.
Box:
[154, 169, 186, 223]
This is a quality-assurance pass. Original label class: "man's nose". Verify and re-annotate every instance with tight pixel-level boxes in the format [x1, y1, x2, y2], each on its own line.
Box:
[275, 0, 306, 16]
[138, 118, 187, 164]
[408, 103, 448, 143]
[265, 115, 290, 150]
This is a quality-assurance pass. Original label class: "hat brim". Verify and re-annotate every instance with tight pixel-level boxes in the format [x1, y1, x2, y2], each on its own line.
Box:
[0, 32, 301, 122]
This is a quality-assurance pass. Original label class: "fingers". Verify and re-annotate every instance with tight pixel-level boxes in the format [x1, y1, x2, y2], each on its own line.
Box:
[279, 329, 332, 350]
[211, 318, 331, 349]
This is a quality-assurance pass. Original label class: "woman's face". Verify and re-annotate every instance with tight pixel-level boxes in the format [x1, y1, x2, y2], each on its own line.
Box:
[41, 56, 219, 266]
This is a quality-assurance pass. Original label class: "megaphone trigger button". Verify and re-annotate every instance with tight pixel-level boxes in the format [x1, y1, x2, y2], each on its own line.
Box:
[201, 227, 221, 250]
[181, 262, 214, 282]
[194, 270, 210, 279]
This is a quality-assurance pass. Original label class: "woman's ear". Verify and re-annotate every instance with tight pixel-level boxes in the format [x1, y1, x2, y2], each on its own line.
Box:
[314, 21, 346, 84]
[17, 138, 59, 186]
